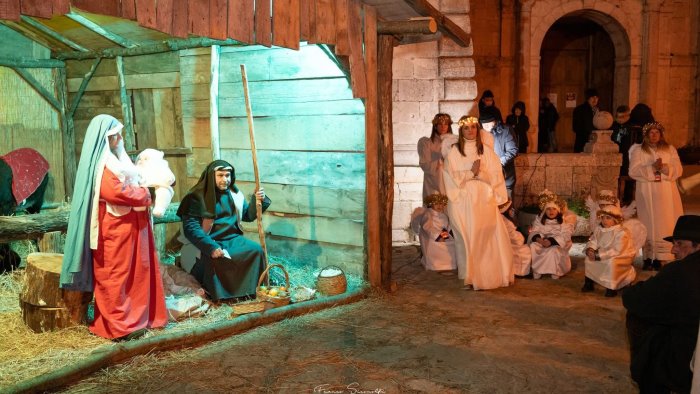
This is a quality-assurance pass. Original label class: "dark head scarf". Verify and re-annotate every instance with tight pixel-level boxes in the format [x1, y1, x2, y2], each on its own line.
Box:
[177, 160, 236, 219]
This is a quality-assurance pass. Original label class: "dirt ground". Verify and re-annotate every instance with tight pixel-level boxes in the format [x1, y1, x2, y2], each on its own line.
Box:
[60, 244, 645, 394]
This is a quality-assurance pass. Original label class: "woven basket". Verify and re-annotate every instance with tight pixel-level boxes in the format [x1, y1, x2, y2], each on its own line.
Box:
[231, 300, 270, 316]
[256, 264, 291, 307]
[316, 265, 347, 296]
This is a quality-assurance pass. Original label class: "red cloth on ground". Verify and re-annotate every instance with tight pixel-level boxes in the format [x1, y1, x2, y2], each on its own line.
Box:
[0, 148, 49, 203]
[90, 168, 167, 339]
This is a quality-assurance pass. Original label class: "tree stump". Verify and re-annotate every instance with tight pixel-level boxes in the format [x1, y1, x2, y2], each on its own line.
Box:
[20, 253, 92, 333]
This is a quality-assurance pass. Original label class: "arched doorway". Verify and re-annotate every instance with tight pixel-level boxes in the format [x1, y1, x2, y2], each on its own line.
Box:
[520, 2, 640, 153]
[539, 15, 615, 152]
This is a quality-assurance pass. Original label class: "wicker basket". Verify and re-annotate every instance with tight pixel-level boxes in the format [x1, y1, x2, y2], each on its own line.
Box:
[316, 265, 347, 296]
[256, 264, 291, 307]
[231, 300, 270, 316]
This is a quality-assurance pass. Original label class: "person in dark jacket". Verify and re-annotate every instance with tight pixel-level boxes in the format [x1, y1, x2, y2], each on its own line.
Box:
[506, 101, 530, 153]
[538, 97, 560, 152]
[478, 89, 504, 124]
[572, 88, 599, 152]
[622, 215, 700, 394]
[628, 103, 655, 145]
[479, 107, 518, 197]
[611, 105, 635, 204]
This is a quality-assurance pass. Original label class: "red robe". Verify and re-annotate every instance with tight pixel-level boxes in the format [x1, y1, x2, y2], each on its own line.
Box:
[90, 168, 168, 339]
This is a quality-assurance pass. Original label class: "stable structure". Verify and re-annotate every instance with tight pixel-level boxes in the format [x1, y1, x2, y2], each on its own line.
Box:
[0, 0, 470, 287]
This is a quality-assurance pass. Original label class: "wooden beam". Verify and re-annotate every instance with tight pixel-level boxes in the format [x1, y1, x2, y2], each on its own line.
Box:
[363, 4, 380, 287]
[20, 15, 89, 52]
[272, 0, 300, 50]
[254, 0, 271, 46]
[171, 0, 188, 37]
[11, 67, 61, 111]
[333, 0, 350, 55]
[66, 12, 138, 48]
[228, 0, 254, 44]
[115, 56, 136, 151]
[377, 34, 396, 289]
[127, 147, 192, 156]
[188, 0, 210, 37]
[68, 57, 102, 117]
[19, 0, 52, 18]
[209, 0, 227, 40]
[55, 67, 76, 197]
[0, 203, 181, 243]
[56, 37, 242, 60]
[403, 0, 471, 47]
[346, 0, 366, 98]
[210, 45, 220, 160]
[313, 0, 335, 44]
[0, 0, 20, 20]
[396, 31, 443, 46]
[377, 18, 437, 35]
[155, 0, 174, 35]
[0, 56, 64, 68]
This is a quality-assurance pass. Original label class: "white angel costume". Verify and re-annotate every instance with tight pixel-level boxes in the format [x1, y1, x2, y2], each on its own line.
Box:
[585, 224, 637, 290]
[504, 217, 532, 276]
[528, 212, 574, 278]
[628, 143, 683, 261]
[585, 192, 647, 259]
[442, 138, 513, 290]
[410, 207, 457, 271]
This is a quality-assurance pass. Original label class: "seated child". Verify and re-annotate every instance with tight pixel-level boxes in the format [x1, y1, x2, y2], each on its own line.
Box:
[582, 205, 637, 297]
[134, 148, 176, 217]
[527, 189, 574, 279]
[412, 193, 457, 272]
[500, 200, 532, 277]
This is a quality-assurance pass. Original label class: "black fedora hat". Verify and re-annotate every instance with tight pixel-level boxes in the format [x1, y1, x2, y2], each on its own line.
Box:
[663, 215, 700, 242]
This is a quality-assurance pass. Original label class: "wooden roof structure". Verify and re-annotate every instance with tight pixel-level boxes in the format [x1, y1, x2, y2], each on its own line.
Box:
[0, 0, 471, 289]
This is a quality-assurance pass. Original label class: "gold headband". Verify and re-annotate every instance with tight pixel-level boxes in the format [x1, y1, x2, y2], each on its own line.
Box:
[537, 190, 563, 211]
[457, 116, 479, 128]
[642, 122, 665, 135]
[432, 114, 453, 125]
[596, 192, 619, 206]
[424, 193, 448, 207]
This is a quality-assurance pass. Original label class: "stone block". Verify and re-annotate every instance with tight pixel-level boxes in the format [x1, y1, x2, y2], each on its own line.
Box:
[446, 14, 470, 33]
[515, 153, 547, 167]
[444, 79, 478, 100]
[394, 166, 424, 183]
[439, 57, 475, 78]
[439, 36, 473, 57]
[394, 149, 419, 166]
[413, 58, 439, 79]
[396, 182, 423, 201]
[392, 101, 421, 123]
[396, 79, 434, 102]
[515, 165, 545, 194]
[545, 166, 573, 196]
[394, 124, 429, 146]
[392, 229, 411, 244]
[392, 57, 414, 79]
[419, 101, 440, 123]
[592, 153, 622, 166]
[440, 0, 469, 13]
[439, 100, 476, 120]
[545, 153, 595, 167]
[393, 41, 438, 58]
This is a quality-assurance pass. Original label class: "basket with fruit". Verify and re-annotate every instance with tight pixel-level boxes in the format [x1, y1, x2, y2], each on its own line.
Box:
[256, 263, 291, 307]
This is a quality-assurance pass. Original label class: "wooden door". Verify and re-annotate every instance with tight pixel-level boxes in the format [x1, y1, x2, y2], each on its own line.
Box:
[540, 49, 587, 152]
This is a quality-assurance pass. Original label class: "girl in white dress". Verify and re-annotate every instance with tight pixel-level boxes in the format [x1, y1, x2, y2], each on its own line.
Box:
[442, 116, 513, 290]
[628, 122, 683, 268]
[415, 193, 457, 272]
[582, 205, 637, 297]
[418, 113, 454, 198]
[528, 190, 574, 279]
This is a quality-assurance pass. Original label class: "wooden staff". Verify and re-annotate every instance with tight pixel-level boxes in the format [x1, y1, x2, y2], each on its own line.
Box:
[240, 65, 269, 269]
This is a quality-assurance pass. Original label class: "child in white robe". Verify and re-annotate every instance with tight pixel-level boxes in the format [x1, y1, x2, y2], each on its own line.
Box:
[582, 204, 637, 297]
[414, 193, 457, 272]
[501, 200, 532, 277]
[528, 190, 574, 279]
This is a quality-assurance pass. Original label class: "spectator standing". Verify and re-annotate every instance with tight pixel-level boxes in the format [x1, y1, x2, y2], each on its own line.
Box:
[506, 101, 530, 153]
[479, 107, 518, 197]
[478, 89, 504, 124]
[538, 97, 559, 152]
[572, 88, 599, 153]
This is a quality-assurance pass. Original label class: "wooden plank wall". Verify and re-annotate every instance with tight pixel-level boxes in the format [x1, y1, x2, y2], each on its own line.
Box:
[66, 50, 188, 204]
[179, 44, 367, 276]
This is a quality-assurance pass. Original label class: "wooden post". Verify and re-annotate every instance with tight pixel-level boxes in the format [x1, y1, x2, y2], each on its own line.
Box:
[116, 56, 136, 151]
[240, 65, 269, 269]
[68, 57, 102, 117]
[378, 35, 396, 289]
[363, 5, 381, 287]
[11, 67, 61, 111]
[210, 45, 221, 160]
[376, 18, 437, 35]
[55, 67, 76, 197]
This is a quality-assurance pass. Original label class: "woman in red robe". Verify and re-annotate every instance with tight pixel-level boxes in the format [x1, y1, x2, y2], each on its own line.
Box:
[61, 114, 167, 340]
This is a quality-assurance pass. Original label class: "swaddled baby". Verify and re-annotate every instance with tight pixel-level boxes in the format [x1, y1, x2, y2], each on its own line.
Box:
[134, 148, 175, 217]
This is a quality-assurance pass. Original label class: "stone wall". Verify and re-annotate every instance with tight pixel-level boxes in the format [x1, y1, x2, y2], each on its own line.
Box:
[391, 0, 474, 244]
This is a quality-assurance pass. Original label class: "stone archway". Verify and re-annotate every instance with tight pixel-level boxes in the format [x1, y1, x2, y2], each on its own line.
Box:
[519, 0, 642, 152]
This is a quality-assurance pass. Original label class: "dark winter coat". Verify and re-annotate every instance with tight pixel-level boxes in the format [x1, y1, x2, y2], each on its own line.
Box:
[489, 122, 518, 190]
[572, 102, 596, 152]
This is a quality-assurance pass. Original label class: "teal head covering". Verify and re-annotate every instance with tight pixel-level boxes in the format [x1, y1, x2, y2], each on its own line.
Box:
[60, 115, 123, 291]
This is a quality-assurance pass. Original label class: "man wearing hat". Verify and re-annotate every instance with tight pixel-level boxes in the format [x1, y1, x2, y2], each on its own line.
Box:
[479, 106, 518, 197]
[622, 215, 700, 393]
[572, 88, 599, 153]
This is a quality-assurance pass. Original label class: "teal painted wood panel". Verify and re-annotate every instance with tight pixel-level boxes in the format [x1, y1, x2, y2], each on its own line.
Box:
[219, 114, 364, 152]
[221, 149, 366, 190]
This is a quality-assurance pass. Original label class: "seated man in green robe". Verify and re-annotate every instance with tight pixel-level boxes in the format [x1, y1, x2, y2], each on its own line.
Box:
[177, 160, 271, 301]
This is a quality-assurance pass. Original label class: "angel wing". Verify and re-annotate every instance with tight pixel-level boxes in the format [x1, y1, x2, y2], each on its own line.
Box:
[623, 218, 647, 252]
[410, 207, 427, 235]
[621, 200, 637, 219]
[441, 134, 458, 159]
